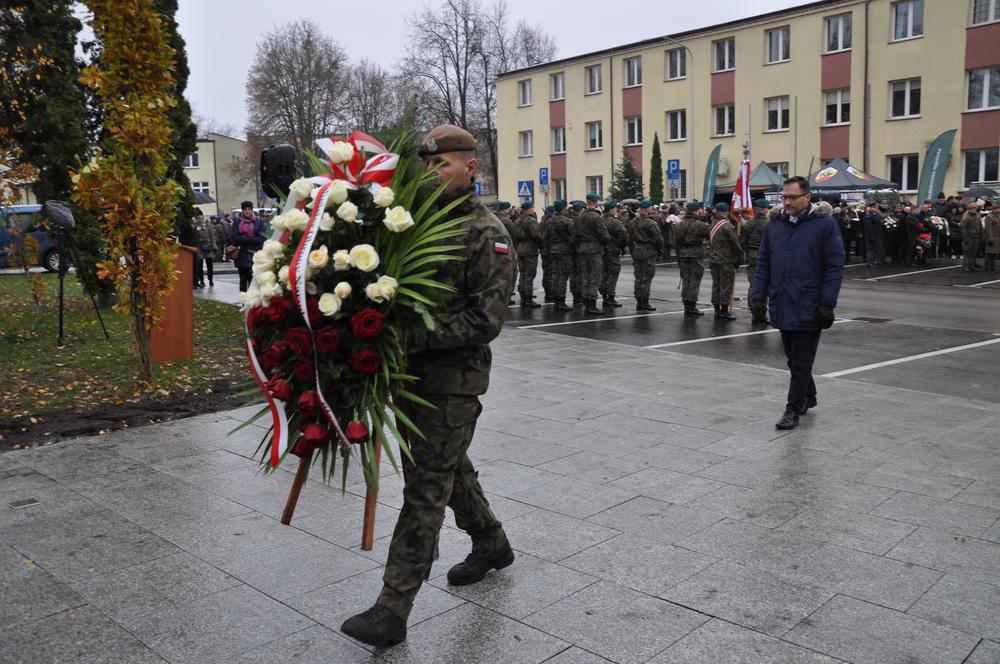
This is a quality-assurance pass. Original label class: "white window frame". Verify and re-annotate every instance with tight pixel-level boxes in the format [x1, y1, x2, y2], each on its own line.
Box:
[824, 89, 851, 125]
[887, 154, 919, 192]
[892, 0, 924, 41]
[585, 64, 603, 95]
[713, 37, 735, 72]
[765, 96, 790, 132]
[551, 126, 566, 154]
[963, 148, 1000, 188]
[519, 130, 533, 157]
[191, 181, 210, 194]
[625, 116, 642, 146]
[713, 104, 735, 137]
[766, 26, 791, 64]
[550, 72, 565, 101]
[767, 162, 789, 179]
[586, 175, 604, 198]
[517, 79, 533, 107]
[825, 13, 852, 52]
[668, 170, 687, 199]
[666, 110, 687, 141]
[666, 48, 686, 80]
[971, 0, 1000, 25]
[183, 152, 199, 169]
[624, 56, 643, 87]
[553, 178, 567, 201]
[967, 66, 1000, 111]
[586, 121, 603, 150]
[890, 78, 921, 118]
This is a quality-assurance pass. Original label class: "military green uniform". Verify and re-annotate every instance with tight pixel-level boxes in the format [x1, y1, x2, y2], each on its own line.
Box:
[741, 212, 770, 303]
[513, 211, 543, 300]
[961, 210, 983, 271]
[567, 207, 583, 303]
[379, 184, 517, 620]
[630, 212, 663, 301]
[600, 213, 627, 304]
[544, 212, 575, 302]
[674, 212, 709, 306]
[574, 207, 610, 302]
[539, 212, 553, 299]
[709, 218, 742, 309]
[653, 212, 672, 258]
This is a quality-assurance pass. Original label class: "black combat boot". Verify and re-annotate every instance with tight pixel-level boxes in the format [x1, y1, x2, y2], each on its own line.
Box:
[684, 301, 704, 317]
[341, 604, 407, 647]
[447, 541, 515, 586]
[572, 296, 583, 308]
[609, 294, 623, 307]
[713, 304, 722, 317]
[585, 298, 606, 315]
[544, 293, 554, 302]
[521, 295, 541, 309]
[602, 297, 613, 308]
[554, 297, 573, 311]
[717, 305, 736, 320]
[643, 298, 656, 311]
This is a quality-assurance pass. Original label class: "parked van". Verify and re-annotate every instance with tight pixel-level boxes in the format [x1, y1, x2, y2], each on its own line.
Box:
[0, 205, 62, 272]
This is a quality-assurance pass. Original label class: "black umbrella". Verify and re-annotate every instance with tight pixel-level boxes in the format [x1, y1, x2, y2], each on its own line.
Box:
[965, 185, 999, 199]
[193, 190, 216, 204]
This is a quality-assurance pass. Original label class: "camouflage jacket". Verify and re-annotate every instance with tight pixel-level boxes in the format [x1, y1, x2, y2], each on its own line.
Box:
[408, 185, 517, 396]
[603, 214, 628, 254]
[513, 212, 544, 257]
[741, 214, 770, 258]
[629, 213, 664, 260]
[545, 213, 575, 255]
[574, 207, 612, 255]
[673, 213, 710, 258]
[961, 211, 983, 240]
[709, 218, 742, 264]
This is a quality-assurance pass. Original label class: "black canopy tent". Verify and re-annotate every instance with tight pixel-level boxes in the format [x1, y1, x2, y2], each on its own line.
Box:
[807, 157, 897, 195]
[717, 161, 786, 193]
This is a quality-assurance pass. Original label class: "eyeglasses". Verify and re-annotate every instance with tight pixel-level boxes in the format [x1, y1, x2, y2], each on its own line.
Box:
[781, 193, 808, 201]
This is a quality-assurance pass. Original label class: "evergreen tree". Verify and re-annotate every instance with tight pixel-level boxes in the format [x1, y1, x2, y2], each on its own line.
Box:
[609, 148, 643, 201]
[649, 133, 664, 204]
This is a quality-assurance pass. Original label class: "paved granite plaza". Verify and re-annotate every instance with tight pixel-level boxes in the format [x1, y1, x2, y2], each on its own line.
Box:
[3, 326, 1000, 663]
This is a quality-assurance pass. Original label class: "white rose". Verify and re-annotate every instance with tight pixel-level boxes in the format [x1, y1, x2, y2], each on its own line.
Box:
[255, 271, 276, 288]
[262, 239, 284, 258]
[376, 275, 398, 299]
[334, 281, 352, 299]
[318, 292, 342, 316]
[349, 244, 380, 272]
[328, 141, 355, 164]
[364, 282, 386, 303]
[270, 214, 289, 232]
[373, 186, 395, 207]
[332, 249, 351, 271]
[305, 281, 318, 295]
[282, 208, 309, 232]
[337, 201, 359, 223]
[252, 255, 275, 273]
[289, 178, 314, 200]
[328, 179, 349, 205]
[260, 282, 282, 299]
[308, 244, 329, 269]
[318, 212, 335, 231]
[278, 265, 290, 285]
[383, 206, 415, 233]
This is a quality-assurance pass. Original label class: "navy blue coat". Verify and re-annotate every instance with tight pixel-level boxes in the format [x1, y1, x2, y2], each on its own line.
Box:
[230, 217, 266, 269]
[751, 206, 845, 331]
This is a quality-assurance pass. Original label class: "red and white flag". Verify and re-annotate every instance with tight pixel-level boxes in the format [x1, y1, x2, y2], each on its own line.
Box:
[731, 159, 752, 212]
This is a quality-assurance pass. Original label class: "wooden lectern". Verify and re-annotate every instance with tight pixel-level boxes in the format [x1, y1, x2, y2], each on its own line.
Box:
[150, 245, 196, 363]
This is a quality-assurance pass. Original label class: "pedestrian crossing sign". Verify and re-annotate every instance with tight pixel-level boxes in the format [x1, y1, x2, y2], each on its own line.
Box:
[517, 180, 533, 199]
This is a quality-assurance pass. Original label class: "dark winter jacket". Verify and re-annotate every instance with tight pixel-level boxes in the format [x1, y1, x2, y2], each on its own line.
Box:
[751, 205, 845, 331]
[231, 216, 267, 268]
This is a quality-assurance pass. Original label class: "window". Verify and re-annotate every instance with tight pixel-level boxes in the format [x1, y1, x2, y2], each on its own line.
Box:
[624, 56, 643, 87]
[551, 127, 566, 154]
[824, 89, 851, 125]
[972, 0, 1000, 24]
[892, 0, 924, 40]
[888, 154, 919, 192]
[519, 130, 533, 157]
[766, 96, 790, 131]
[625, 116, 642, 145]
[964, 148, 1000, 187]
[553, 178, 567, 201]
[191, 181, 210, 194]
[550, 72, 565, 101]
[668, 170, 687, 199]
[713, 37, 735, 72]
[585, 65, 603, 94]
[586, 175, 604, 198]
[518, 79, 532, 106]
[825, 13, 852, 52]
[666, 48, 686, 80]
[890, 78, 921, 118]
[183, 151, 199, 168]
[967, 66, 1000, 110]
[586, 121, 603, 150]
[666, 110, 687, 141]
[767, 162, 789, 179]
[766, 27, 791, 63]
[714, 104, 735, 136]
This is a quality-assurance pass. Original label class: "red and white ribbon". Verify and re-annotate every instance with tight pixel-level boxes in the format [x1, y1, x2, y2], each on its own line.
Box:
[315, 132, 399, 191]
[245, 324, 289, 467]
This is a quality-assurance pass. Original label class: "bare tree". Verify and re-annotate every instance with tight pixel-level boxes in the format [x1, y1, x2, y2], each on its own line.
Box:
[192, 109, 237, 139]
[342, 60, 400, 135]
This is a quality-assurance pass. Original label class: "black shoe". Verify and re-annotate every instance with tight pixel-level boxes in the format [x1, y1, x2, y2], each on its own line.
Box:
[775, 409, 800, 430]
[340, 604, 407, 647]
[208, 281, 214, 287]
[508, 297, 516, 305]
[521, 297, 542, 309]
[716, 306, 736, 321]
[544, 294, 554, 302]
[799, 396, 818, 416]
[609, 297, 623, 308]
[602, 298, 613, 309]
[447, 541, 515, 586]
[554, 298, 573, 311]
[584, 299, 606, 315]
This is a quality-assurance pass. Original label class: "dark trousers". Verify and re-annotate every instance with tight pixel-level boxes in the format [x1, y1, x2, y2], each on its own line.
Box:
[780, 330, 822, 414]
[201, 257, 214, 284]
[193, 256, 203, 287]
[238, 266, 252, 292]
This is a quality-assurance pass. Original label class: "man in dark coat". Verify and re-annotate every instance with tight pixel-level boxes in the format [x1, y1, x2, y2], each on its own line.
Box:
[751, 176, 844, 430]
[862, 204, 884, 268]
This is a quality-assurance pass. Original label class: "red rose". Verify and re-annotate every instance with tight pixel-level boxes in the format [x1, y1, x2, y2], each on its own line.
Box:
[345, 420, 369, 444]
[271, 341, 290, 357]
[351, 308, 383, 339]
[297, 391, 319, 418]
[247, 307, 265, 331]
[314, 327, 340, 353]
[268, 377, 292, 402]
[291, 439, 311, 457]
[259, 346, 283, 373]
[293, 358, 315, 382]
[286, 327, 312, 355]
[306, 297, 322, 325]
[349, 348, 382, 374]
[265, 296, 293, 323]
[302, 422, 330, 450]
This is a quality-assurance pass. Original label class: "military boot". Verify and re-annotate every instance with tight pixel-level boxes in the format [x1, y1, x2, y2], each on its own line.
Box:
[602, 297, 613, 309]
[341, 604, 407, 647]
[521, 295, 541, 309]
[713, 304, 722, 317]
[642, 298, 657, 311]
[572, 296, 584, 308]
[608, 294, 623, 307]
[554, 297, 573, 311]
[544, 293, 554, 302]
[447, 541, 515, 586]
[717, 305, 736, 320]
[684, 301, 704, 317]
[585, 298, 606, 315]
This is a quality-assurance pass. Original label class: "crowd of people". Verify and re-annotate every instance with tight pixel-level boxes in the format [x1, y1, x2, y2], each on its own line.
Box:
[179, 201, 268, 292]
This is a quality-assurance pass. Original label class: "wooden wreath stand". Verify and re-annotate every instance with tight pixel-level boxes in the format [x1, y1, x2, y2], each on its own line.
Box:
[280, 437, 382, 551]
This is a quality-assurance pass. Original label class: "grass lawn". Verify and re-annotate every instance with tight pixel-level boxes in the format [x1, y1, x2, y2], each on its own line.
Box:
[0, 271, 249, 424]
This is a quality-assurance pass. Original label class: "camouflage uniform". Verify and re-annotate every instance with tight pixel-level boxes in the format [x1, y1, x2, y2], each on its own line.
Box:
[630, 212, 663, 300]
[600, 213, 627, 304]
[544, 212, 575, 301]
[379, 185, 517, 620]
[674, 212, 709, 306]
[708, 218, 742, 309]
[741, 212, 770, 303]
[513, 211, 543, 300]
[567, 208, 583, 302]
[653, 212, 672, 258]
[574, 207, 610, 301]
[539, 212, 553, 299]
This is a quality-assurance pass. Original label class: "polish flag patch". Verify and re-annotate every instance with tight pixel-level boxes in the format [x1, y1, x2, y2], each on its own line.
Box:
[494, 242, 509, 254]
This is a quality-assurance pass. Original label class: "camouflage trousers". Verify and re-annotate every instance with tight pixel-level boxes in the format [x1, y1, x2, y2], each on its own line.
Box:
[516, 255, 538, 298]
[710, 263, 736, 306]
[551, 253, 573, 298]
[599, 253, 622, 298]
[578, 253, 603, 299]
[570, 254, 582, 298]
[540, 253, 553, 296]
[633, 255, 656, 298]
[678, 257, 704, 303]
[745, 255, 759, 303]
[378, 395, 506, 620]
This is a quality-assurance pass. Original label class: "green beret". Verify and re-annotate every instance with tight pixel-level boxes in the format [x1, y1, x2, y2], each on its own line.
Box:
[753, 198, 770, 208]
[521, 200, 534, 210]
[572, 201, 586, 210]
[604, 199, 618, 209]
[586, 193, 601, 202]
[554, 199, 567, 211]
[638, 199, 653, 209]
[685, 200, 701, 212]
[496, 201, 511, 210]
[545, 205, 554, 214]
[715, 202, 730, 212]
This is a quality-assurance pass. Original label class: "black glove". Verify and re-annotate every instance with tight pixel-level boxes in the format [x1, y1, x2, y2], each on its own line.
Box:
[750, 299, 767, 320]
[815, 304, 835, 329]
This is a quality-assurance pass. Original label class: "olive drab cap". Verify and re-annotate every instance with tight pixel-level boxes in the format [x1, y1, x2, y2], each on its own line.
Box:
[521, 200, 534, 209]
[638, 199, 653, 209]
[418, 124, 478, 156]
[686, 200, 702, 211]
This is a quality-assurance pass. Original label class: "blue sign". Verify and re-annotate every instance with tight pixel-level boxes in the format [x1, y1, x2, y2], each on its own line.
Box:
[538, 167, 549, 186]
[517, 180, 534, 199]
[667, 159, 681, 180]
[475, 181, 483, 197]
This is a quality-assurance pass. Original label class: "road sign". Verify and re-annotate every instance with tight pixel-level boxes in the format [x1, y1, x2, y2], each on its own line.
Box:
[538, 168, 549, 186]
[475, 181, 482, 197]
[517, 180, 534, 199]
[667, 159, 681, 180]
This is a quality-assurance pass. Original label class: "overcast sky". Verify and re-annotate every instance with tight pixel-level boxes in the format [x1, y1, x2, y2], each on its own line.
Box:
[177, 0, 806, 137]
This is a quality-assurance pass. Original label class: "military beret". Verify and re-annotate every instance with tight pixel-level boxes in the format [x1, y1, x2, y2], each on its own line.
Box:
[418, 124, 478, 156]
[572, 201, 586, 210]
[715, 202, 730, 212]
[496, 201, 511, 210]
[521, 200, 534, 209]
[685, 200, 702, 211]
[753, 198, 770, 208]
[545, 205, 555, 213]
[554, 199, 567, 211]
[604, 199, 618, 209]
[586, 193, 601, 202]
[638, 199, 653, 209]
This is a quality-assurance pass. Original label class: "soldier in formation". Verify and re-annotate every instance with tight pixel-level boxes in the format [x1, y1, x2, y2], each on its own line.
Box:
[673, 201, 709, 317]
[630, 199, 663, 311]
[574, 193, 611, 315]
[708, 202, 742, 321]
[568, 201, 585, 307]
[600, 200, 627, 309]
[545, 199, 575, 311]
[513, 200, 543, 307]
[742, 199, 772, 324]
[540, 205, 555, 301]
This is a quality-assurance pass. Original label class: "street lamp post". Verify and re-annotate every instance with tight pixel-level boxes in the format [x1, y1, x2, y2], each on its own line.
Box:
[662, 34, 695, 200]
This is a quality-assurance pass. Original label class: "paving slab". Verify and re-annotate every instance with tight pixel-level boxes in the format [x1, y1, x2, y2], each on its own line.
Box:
[587, 496, 727, 546]
[0, 544, 85, 630]
[508, 475, 636, 519]
[871, 492, 1000, 538]
[650, 618, 841, 663]
[225, 624, 380, 664]
[502, 509, 620, 562]
[908, 574, 1000, 642]
[886, 527, 1000, 587]
[966, 640, 1000, 664]
[777, 505, 916, 555]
